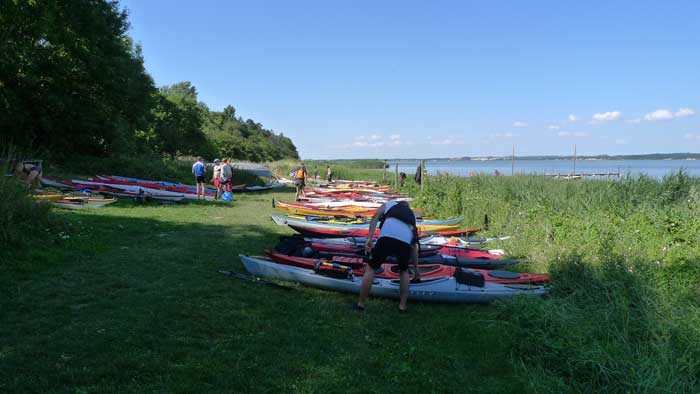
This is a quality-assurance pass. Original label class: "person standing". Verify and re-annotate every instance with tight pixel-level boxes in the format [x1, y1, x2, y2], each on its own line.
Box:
[326, 164, 333, 183]
[192, 157, 206, 200]
[220, 159, 233, 193]
[212, 159, 222, 199]
[356, 201, 420, 312]
[293, 162, 307, 200]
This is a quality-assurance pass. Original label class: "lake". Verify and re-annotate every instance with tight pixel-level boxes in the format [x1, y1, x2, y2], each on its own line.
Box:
[387, 159, 700, 179]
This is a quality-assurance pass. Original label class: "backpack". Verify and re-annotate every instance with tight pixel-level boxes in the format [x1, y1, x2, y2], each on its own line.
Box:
[379, 201, 419, 244]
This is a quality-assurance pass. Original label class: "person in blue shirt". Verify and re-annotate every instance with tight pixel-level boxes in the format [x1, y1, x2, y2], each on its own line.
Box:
[192, 157, 206, 200]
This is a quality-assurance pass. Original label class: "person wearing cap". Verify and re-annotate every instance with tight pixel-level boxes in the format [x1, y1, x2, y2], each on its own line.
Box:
[293, 162, 307, 200]
[212, 159, 222, 199]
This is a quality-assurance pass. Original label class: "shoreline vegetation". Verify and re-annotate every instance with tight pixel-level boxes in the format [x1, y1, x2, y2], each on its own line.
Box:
[3, 158, 700, 393]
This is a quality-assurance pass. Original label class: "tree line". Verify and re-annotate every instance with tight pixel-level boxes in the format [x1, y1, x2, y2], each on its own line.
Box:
[0, 0, 299, 162]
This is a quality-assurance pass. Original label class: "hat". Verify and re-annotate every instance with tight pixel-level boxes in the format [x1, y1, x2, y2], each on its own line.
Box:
[213, 159, 220, 163]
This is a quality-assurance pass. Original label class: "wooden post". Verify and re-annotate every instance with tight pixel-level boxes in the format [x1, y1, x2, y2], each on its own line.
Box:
[511, 145, 515, 176]
[420, 160, 425, 193]
[395, 163, 399, 189]
[573, 144, 577, 176]
[383, 160, 387, 182]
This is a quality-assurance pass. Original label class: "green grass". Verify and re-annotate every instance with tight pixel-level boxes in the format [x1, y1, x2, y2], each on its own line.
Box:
[3, 169, 700, 393]
[1, 187, 529, 394]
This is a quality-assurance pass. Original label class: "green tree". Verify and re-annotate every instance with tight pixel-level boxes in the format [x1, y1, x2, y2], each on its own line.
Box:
[0, 0, 155, 157]
[146, 82, 210, 157]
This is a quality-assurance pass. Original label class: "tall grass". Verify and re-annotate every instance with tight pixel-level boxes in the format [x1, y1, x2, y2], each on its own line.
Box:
[0, 151, 52, 253]
[268, 159, 386, 183]
[409, 172, 700, 392]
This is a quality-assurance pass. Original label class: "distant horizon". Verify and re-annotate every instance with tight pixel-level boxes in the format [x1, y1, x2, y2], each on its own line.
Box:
[304, 152, 700, 161]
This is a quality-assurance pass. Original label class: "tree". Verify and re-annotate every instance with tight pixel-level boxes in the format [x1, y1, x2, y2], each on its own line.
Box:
[0, 0, 155, 157]
[146, 82, 209, 157]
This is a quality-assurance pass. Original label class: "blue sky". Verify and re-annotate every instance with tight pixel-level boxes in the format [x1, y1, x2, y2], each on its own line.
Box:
[121, 0, 700, 159]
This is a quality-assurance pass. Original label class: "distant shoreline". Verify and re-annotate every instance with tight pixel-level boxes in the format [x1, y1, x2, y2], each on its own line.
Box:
[317, 153, 700, 162]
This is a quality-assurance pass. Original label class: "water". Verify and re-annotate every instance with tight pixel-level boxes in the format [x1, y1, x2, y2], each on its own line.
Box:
[387, 159, 700, 179]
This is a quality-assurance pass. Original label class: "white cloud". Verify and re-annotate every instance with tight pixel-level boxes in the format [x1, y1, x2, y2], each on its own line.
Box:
[389, 134, 401, 140]
[548, 125, 560, 130]
[592, 111, 621, 123]
[369, 134, 381, 140]
[557, 131, 589, 137]
[675, 107, 695, 118]
[615, 139, 628, 145]
[354, 135, 365, 141]
[430, 139, 453, 145]
[512, 121, 527, 128]
[684, 133, 700, 141]
[568, 114, 578, 122]
[626, 118, 642, 124]
[644, 109, 674, 121]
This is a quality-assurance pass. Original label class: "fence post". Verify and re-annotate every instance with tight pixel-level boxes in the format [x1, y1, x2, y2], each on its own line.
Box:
[420, 160, 425, 193]
[383, 160, 387, 182]
[395, 163, 398, 189]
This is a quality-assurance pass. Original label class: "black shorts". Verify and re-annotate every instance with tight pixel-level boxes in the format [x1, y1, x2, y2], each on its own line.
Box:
[195, 175, 206, 183]
[370, 237, 412, 272]
[294, 179, 305, 188]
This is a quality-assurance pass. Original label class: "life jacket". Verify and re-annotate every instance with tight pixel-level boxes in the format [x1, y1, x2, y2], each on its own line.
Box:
[295, 167, 306, 179]
[379, 201, 419, 244]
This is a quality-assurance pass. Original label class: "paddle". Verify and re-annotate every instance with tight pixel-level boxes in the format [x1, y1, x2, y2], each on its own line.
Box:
[218, 270, 292, 290]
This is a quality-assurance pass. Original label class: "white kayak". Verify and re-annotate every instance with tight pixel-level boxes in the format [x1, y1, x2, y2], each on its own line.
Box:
[239, 255, 546, 303]
[72, 179, 208, 201]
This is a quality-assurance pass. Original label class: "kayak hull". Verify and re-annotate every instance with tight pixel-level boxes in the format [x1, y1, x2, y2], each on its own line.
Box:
[240, 255, 546, 303]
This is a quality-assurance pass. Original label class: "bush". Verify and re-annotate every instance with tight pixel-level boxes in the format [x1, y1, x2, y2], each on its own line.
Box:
[0, 171, 51, 251]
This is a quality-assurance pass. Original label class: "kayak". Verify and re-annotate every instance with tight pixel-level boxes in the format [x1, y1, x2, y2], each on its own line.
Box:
[64, 197, 117, 207]
[73, 179, 214, 200]
[306, 241, 502, 260]
[306, 234, 508, 248]
[274, 200, 377, 218]
[272, 238, 518, 269]
[240, 255, 546, 303]
[266, 252, 549, 285]
[50, 197, 117, 209]
[270, 214, 463, 232]
[283, 223, 479, 239]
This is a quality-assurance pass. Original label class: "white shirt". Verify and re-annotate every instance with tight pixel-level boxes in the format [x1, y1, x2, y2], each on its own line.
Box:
[378, 201, 414, 244]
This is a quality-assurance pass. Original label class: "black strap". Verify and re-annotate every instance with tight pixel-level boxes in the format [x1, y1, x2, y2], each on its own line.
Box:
[378, 202, 419, 244]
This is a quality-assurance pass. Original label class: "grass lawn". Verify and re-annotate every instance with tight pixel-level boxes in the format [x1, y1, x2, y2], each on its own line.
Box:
[1, 187, 527, 394]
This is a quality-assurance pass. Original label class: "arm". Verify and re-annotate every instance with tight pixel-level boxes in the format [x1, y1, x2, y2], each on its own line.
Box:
[364, 204, 385, 253]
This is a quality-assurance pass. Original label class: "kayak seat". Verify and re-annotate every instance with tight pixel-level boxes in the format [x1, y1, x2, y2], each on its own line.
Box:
[487, 270, 521, 280]
[389, 264, 441, 275]
[454, 268, 485, 287]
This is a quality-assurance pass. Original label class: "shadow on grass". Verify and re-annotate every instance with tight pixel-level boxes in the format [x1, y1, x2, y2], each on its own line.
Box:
[0, 208, 526, 394]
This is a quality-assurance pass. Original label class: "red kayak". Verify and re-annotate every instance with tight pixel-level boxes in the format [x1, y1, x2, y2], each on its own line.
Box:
[309, 242, 501, 260]
[266, 252, 549, 285]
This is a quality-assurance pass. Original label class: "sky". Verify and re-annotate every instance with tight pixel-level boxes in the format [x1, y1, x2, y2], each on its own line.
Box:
[120, 0, 700, 159]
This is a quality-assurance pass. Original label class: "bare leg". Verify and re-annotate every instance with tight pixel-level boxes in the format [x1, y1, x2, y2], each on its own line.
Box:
[357, 268, 375, 308]
[399, 270, 409, 311]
